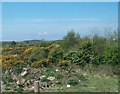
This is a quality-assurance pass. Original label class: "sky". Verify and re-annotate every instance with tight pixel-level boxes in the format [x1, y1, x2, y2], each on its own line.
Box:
[1, 0, 120, 2]
[2, 2, 118, 41]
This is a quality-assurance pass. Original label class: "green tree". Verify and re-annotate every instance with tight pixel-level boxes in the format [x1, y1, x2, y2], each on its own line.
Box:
[61, 30, 80, 51]
[64, 41, 98, 66]
[103, 46, 118, 65]
[11, 41, 16, 47]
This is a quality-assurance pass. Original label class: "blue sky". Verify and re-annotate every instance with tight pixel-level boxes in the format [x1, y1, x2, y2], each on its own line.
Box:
[2, 2, 118, 41]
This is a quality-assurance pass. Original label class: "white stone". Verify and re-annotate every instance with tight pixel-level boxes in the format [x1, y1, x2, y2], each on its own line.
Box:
[12, 75, 17, 80]
[32, 86, 34, 89]
[26, 80, 30, 84]
[83, 73, 87, 76]
[67, 84, 71, 88]
[17, 79, 25, 85]
[16, 80, 20, 85]
[47, 76, 55, 81]
[40, 75, 46, 79]
[56, 69, 59, 72]
[1, 81, 3, 88]
[21, 71, 28, 77]
[5, 70, 10, 76]
[34, 81, 40, 93]
[23, 68, 27, 71]
[17, 76, 25, 85]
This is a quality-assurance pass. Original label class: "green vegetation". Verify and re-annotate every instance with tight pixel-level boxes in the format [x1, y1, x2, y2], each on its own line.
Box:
[1, 30, 119, 92]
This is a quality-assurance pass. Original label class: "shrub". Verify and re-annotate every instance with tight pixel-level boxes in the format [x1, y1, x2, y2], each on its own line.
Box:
[55, 73, 64, 80]
[28, 47, 49, 64]
[58, 60, 69, 67]
[56, 81, 62, 85]
[4, 86, 11, 91]
[67, 79, 79, 86]
[41, 77, 50, 82]
[61, 30, 80, 51]
[103, 46, 118, 65]
[48, 44, 63, 64]
[13, 63, 26, 74]
[8, 78, 14, 83]
[78, 74, 87, 81]
[64, 41, 96, 66]
[21, 46, 35, 61]
[17, 87, 24, 93]
[64, 51, 77, 64]
[31, 59, 49, 68]
[2, 55, 26, 70]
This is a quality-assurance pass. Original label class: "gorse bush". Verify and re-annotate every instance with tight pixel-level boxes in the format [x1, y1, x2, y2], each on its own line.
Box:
[21, 46, 35, 60]
[58, 60, 69, 67]
[28, 47, 49, 64]
[2, 55, 26, 70]
[31, 59, 49, 68]
[48, 44, 63, 64]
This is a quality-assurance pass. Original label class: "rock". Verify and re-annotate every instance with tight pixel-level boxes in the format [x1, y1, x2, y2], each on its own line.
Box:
[67, 84, 71, 88]
[31, 69, 39, 74]
[1, 81, 3, 88]
[21, 71, 28, 77]
[32, 86, 34, 89]
[47, 76, 55, 81]
[83, 73, 87, 76]
[16, 81, 20, 85]
[12, 54, 18, 57]
[60, 87, 63, 90]
[17, 76, 25, 85]
[24, 86, 28, 91]
[26, 80, 31, 84]
[34, 81, 40, 93]
[16, 85, 19, 89]
[41, 82, 48, 88]
[55, 69, 59, 72]
[51, 84, 55, 87]
[12, 75, 17, 81]
[10, 69, 12, 72]
[42, 75, 46, 78]
[23, 68, 27, 71]
[30, 79, 34, 84]
[40, 75, 46, 80]
[5, 69, 10, 77]
[24, 82, 29, 89]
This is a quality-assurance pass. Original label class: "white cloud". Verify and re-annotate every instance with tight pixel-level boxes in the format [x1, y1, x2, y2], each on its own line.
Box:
[33, 18, 99, 22]
[34, 18, 52, 22]
[38, 32, 48, 36]
[44, 32, 48, 35]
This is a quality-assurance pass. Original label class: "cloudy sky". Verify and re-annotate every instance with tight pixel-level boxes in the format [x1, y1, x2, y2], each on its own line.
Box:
[2, 2, 118, 41]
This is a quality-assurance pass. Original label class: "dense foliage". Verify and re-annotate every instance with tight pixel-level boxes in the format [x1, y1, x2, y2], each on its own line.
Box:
[1, 30, 119, 70]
